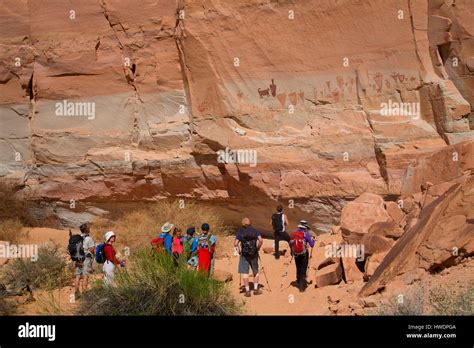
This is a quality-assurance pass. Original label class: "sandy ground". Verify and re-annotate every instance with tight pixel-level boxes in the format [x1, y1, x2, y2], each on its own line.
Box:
[5, 227, 472, 316]
[215, 234, 363, 315]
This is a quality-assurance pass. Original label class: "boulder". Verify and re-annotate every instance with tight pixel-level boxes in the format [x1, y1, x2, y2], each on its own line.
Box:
[364, 252, 388, 278]
[316, 256, 340, 270]
[340, 193, 392, 244]
[361, 174, 474, 296]
[384, 201, 405, 227]
[368, 221, 404, 240]
[315, 263, 342, 288]
[361, 234, 394, 256]
[341, 256, 364, 284]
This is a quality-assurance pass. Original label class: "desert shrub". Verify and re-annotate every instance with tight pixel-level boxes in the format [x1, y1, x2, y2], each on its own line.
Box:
[79, 249, 241, 315]
[1, 242, 72, 292]
[376, 283, 474, 315]
[0, 182, 36, 226]
[0, 218, 27, 243]
[0, 296, 16, 315]
[429, 285, 473, 315]
[91, 200, 225, 250]
[0, 282, 17, 315]
[376, 287, 427, 315]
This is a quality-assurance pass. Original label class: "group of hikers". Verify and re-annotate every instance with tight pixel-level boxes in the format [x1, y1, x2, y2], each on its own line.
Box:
[69, 204, 316, 299]
[69, 222, 218, 297]
[234, 204, 315, 296]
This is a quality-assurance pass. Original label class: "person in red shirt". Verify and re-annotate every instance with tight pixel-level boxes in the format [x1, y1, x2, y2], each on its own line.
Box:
[102, 231, 125, 286]
[196, 223, 217, 275]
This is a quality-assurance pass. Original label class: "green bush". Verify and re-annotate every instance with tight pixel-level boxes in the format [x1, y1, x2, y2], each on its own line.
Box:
[79, 249, 241, 315]
[1, 243, 72, 292]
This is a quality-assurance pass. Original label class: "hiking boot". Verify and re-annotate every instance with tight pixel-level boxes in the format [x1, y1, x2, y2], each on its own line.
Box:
[244, 291, 251, 298]
[253, 289, 263, 296]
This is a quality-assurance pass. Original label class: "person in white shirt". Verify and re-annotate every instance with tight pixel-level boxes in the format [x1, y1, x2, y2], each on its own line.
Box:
[74, 223, 95, 298]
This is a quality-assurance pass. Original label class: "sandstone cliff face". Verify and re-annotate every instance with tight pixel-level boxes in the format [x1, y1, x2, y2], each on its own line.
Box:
[0, 0, 473, 230]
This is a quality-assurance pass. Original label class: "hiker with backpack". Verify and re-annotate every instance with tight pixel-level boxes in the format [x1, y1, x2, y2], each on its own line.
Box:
[99, 231, 126, 286]
[271, 204, 290, 259]
[69, 223, 95, 298]
[290, 220, 315, 292]
[234, 217, 263, 297]
[150, 222, 174, 255]
[172, 227, 184, 266]
[184, 226, 199, 268]
[196, 223, 217, 275]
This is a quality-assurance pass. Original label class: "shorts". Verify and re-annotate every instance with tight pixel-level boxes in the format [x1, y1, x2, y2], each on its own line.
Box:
[75, 256, 93, 276]
[238, 255, 259, 276]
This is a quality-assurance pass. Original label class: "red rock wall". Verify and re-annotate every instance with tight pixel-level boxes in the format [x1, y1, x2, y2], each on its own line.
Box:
[0, 0, 473, 229]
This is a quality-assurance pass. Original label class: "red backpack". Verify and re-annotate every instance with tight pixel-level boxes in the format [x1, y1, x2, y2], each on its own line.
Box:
[290, 231, 306, 255]
[151, 237, 165, 251]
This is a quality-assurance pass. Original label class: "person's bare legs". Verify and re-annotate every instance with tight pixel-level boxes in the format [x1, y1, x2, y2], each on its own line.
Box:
[242, 274, 251, 296]
[253, 272, 262, 295]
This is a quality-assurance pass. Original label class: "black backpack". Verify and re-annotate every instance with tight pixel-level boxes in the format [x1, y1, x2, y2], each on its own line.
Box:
[272, 213, 284, 232]
[68, 230, 85, 262]
[241, 230, 258, 258]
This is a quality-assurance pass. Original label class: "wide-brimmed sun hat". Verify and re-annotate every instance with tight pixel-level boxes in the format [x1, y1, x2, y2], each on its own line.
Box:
[298, 220, 309, 230]
[104, 230, 115, 242]
[161, 222, 174, 233]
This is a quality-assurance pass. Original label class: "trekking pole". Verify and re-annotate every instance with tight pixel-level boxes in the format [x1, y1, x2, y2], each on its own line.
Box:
[258, 255, 272, 292]
[280, 255, 293, 291]
[305, 246, 314, 284]
[305, 236, 316, 283]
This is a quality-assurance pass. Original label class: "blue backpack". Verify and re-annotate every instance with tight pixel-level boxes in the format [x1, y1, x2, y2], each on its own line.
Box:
[95, 243, 107, 263]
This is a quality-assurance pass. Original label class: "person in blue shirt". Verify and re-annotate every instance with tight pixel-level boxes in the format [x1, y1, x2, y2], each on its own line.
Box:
[159, 222, 174, 255]
[235, 217, 263, 297]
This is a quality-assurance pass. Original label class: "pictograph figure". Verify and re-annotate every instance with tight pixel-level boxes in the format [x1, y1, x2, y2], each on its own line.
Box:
[270, 78, 277, 97]
[258, 88, 271, 98]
